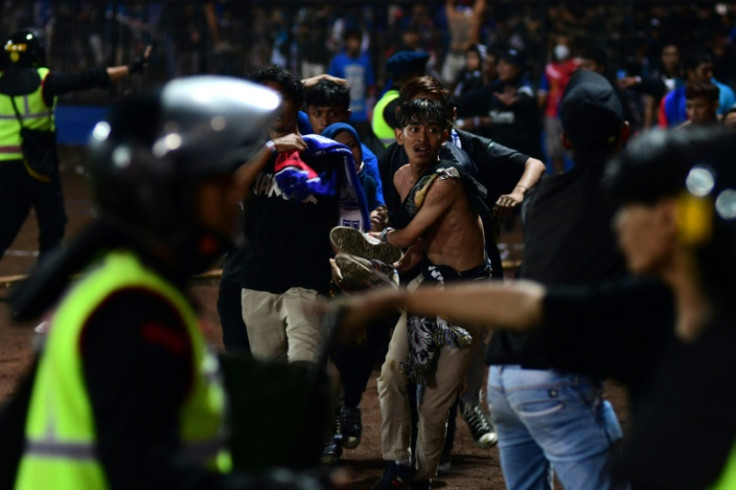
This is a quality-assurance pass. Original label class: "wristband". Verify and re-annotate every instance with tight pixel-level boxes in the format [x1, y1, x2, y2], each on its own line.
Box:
[265, 140, 276, 154]
[380, 227, 395, 243]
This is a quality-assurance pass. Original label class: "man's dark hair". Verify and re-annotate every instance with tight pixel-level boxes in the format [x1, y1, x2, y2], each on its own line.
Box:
[605, 127, 718, 205]
[250, 64, 304, 107]
[685, 81, 719, 102]
[397, 76, 455, 125]
[305, 79, 350, 109]
[396, 98, 450, 130]
[560, 71, 623, 153]
[682, 46, 713, 73]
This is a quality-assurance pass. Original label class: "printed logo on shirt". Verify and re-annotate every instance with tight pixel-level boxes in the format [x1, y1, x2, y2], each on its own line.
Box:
[252, 172, 318, 204]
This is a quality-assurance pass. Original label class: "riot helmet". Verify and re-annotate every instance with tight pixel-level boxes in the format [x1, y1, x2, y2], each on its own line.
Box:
[4, 27, 46, 68]
[87, 76, 280, 270]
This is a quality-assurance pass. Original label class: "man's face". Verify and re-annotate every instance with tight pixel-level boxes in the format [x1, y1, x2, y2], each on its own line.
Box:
[690, 62, 714, 83]
[686, 96, 718, 124]
[395, 121, 447, 169]
[307, 105, 350, 135]
[345, 36, 361, 56]
[483, 54, 498, 82]
[334, 130, 363, 170]
[661, 45, 679, 71]
[614, 200, 676, 275]
[263, 81, 299, 135]
[496, 58, 521, 82]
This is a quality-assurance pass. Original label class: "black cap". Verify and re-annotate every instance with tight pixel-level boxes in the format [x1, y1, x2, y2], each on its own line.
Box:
[499, 47, 527, 69]
[386, 50, 430, 76]
[560, 71, 624, 148]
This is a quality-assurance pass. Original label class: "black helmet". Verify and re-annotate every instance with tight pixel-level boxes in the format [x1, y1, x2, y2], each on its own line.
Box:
[87, 75, 279, 265]
[4, 27, 46, 68]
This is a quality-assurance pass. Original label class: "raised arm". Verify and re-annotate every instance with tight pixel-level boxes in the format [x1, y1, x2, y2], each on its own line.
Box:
[493, 156, 546, 219]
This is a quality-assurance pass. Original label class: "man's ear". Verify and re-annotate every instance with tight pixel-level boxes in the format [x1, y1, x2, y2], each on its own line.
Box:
[395, 127, 404, 146]
[561, 132, 572, 150]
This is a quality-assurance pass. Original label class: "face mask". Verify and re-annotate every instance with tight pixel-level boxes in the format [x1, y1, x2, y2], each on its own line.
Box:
[554, 44, 570, 61]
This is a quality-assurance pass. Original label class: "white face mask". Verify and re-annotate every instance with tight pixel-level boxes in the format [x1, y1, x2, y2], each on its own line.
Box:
[554, 44, 570, 61]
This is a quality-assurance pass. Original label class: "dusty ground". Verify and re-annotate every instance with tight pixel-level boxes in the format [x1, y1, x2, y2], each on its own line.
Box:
[0, 146, 629, 489]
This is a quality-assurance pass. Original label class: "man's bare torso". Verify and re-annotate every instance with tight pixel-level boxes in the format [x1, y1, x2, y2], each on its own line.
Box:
[395, 162, 485, 272]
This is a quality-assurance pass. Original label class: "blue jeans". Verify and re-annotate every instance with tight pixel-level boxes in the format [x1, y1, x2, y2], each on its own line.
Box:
[488, 366, 623, 490]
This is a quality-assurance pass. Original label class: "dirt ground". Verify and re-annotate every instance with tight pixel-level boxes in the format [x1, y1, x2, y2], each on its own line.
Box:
[0, 147, 629, 489]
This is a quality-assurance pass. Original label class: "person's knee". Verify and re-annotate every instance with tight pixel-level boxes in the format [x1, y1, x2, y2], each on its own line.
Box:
[377, 358, 406, 393]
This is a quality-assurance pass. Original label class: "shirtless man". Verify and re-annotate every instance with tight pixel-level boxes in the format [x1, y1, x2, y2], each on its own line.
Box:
[441, 0, 486, 87]
[372, 98, 490, 489]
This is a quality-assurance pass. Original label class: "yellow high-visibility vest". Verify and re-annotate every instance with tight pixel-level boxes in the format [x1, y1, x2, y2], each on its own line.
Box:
[371, 89, 399, 147]
[0, 67, 55, 162]
[15, 250, 232, 489]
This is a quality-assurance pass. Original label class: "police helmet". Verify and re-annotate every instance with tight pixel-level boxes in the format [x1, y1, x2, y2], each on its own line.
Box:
[4, 27, 46, 68]
[87, 76, 279, 259]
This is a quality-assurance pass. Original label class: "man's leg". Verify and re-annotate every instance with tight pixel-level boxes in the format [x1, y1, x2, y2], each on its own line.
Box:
[241, 288, 287, 361]
[31, 171, 67, 257]
[413, 338, 475, 481]
[218, 277, 250, 354]
[488, 365, 551, 490]
[0, 162, 33, 259]
[496, 366, 623, 490]
[377, 311, 412, 462]
[283, 287, 325, 364]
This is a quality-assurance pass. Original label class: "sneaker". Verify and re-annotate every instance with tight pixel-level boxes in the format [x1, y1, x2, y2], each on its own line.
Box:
[330, 226, 403, 264]
[321, 435, 343, 465]
[460, 400, 498, 449]
[371, 462, 415, 489]
[339, 405, 362, 449]
[335, 253, 399, 289]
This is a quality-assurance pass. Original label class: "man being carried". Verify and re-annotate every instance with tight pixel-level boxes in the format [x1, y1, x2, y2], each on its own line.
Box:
[372, 98, 490, 489]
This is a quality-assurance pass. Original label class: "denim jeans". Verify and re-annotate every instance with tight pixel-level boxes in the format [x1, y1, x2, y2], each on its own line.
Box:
[488, 365, 623, 490]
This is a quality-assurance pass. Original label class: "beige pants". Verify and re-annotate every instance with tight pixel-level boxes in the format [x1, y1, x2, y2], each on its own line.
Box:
[241, 287, 324, 363]
[377, 279, 476, 480]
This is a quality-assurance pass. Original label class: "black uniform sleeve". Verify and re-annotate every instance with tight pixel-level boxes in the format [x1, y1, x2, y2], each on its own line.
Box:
[81, 288, 324, 490]
[42, 68, 111, 104]
[535, 278, 676, 386]
[457, 129, 529, 203]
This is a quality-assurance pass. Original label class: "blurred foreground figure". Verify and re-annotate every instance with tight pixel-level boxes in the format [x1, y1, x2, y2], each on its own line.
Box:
[332, 126, 736, 489]
[8, 77, 329, 489]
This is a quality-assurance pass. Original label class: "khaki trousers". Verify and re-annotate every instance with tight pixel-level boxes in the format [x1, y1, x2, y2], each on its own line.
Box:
[241, 287, 324, 363]
[377, 284, 476, 480]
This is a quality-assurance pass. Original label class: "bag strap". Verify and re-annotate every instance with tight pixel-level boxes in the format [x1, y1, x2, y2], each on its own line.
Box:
[8, 96, 25, 129]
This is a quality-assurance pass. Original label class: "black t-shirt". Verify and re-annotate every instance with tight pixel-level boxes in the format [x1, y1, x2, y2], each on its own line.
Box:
[240, 153, 339, 294]
[537, 279, 736, 489]
[456, 79, 543, 160]
[486, 157, 628, 365]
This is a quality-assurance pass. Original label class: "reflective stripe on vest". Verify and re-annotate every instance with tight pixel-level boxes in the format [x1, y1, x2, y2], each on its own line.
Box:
[15, 250, 232, 490]
[0, 67, 55, 162]
[371, 89, 399, 147]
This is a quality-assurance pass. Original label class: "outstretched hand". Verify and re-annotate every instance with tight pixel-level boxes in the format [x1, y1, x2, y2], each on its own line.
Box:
[129, 44, 153, 74]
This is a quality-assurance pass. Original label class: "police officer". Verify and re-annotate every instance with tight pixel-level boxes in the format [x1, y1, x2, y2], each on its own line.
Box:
[10, 77, 328, 489]
[0, 27, 150, 263]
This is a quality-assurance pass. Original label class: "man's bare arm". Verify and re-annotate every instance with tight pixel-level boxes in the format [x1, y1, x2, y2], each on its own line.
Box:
[336, 280, 546, 336]
[383, 177, 460, 248]
[493, 157, 546, 219]
[234, 133, 307, 200]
